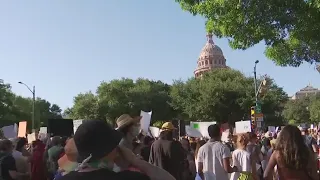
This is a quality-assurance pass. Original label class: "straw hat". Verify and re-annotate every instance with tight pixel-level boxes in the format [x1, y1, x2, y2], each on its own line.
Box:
[116, 114, 142, 130]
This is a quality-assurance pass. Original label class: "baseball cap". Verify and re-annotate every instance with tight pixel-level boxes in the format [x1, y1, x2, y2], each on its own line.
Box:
[74, 120, 122, 162]
[161, 122, 176, 130]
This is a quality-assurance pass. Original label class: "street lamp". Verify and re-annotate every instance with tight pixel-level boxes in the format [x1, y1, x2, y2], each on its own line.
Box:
[253, 60, 259, 131]
[254, 60, 259, 105]
[18, 82, 36, 132]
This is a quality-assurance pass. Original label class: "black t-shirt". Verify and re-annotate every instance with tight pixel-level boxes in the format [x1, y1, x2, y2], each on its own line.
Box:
[0, 154, 17, 180]
[59, 169, 151, 180]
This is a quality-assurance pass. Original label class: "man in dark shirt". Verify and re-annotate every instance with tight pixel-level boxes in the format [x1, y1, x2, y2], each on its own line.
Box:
[149, 122, 185, 180]
[0, 153, 17, 180]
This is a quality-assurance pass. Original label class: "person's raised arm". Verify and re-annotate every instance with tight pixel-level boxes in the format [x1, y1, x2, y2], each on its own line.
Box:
[263, 151, 277, 180]
[119, 146, 175, 180]
[307, 151, 318, 180]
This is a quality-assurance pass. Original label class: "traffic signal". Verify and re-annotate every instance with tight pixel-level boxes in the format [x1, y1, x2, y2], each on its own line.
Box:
[251, 106, 255, 123]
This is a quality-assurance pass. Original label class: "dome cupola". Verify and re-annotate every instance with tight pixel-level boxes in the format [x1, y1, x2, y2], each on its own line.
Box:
[194, 33, 227, 78]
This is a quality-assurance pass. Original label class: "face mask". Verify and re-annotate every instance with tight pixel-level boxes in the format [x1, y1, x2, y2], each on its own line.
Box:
[131, 126, 140, 137]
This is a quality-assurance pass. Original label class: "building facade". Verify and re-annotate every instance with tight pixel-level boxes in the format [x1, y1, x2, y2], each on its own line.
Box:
[194, 33, 227, 78]
[291, 84, 320, 100]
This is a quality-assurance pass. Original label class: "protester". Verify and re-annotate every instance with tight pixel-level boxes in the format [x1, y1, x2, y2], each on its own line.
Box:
[0, 139, 29, 180]
[9, 138, 29, 180]
[301, 127, 318, 154]
[197, 124, 237, 180]
[149, 122, 185, 180]
[264, 125, 318, 180]
[116, 114, 142, 151]
[31, 139, 46, 180]
[194, 140, 205, 180]
[59, 120, 175, 180]
[246, 132, 263, 179]
[180, 138, 195, 180]
[140, 136, 154, 162]
[230, 133, 257, 180]
[47, 136, 64, 180]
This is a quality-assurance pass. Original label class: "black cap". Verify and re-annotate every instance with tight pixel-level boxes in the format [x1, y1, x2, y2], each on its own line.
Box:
[74, 120, 122, 162]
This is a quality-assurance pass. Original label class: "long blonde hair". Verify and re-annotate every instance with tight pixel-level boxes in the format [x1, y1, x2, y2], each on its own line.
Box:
[194, 140, 206, 159]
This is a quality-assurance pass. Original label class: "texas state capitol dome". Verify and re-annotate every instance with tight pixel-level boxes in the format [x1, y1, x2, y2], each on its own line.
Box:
[194, 33, 227, 78]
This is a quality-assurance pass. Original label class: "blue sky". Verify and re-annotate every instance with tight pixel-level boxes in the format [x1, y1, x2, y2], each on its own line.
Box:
[1, 0, 319, 110]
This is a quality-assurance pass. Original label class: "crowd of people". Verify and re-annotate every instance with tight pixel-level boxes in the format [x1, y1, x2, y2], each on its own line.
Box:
[0, 114, 319, 180]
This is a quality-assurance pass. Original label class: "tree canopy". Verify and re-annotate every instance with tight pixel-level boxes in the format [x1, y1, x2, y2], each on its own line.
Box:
[67, 69, 288, 126]
[283, 94, 320, 125]
[175, 0, 320, 67]
[170, 69, 288, 125]
[0, 79, 63, 130]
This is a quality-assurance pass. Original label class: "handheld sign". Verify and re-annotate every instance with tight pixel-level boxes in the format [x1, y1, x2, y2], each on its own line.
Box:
[235, 121, 251, 134]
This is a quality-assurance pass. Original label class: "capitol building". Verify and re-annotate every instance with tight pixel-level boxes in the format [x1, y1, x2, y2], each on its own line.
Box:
[291, 84, 320, 100]
[194, 33, 228, 78]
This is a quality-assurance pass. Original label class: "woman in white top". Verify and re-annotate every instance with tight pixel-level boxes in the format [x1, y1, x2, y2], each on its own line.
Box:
[230, 133, 258, 180]
[194, 140, 206, 180]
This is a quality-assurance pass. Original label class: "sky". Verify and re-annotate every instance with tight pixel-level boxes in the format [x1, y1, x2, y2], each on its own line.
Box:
[0, 0, 319, 110]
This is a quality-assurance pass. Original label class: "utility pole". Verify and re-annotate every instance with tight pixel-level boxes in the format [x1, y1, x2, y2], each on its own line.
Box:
[18, 82, 36, 132]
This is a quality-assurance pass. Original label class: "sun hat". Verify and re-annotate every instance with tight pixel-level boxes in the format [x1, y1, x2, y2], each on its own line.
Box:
[116, 114, 142, 130]
[74, 120, 122, 162]
[161, 122, 176, 130]
[58, 138, 78, 171]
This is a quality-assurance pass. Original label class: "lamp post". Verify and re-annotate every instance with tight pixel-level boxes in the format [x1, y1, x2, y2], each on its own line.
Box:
[254, 60, 259, 107]
[253, 60, 259, 130]
[18, 82, 36, 132]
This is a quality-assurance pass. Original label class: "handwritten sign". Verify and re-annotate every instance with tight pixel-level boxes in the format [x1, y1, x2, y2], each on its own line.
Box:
[235, 121, 251, 134]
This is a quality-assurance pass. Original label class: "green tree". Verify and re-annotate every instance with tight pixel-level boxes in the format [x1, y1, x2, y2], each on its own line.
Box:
[0, 79, 63, 129]
[309, 95, 320, 123]
[68, 92, 101, 120]
[175, 0, 320, 66]
[0, 79, 17, 125]
[282, 97, 310, 125]
[170, 69, 288, 124]
[68, 78, 175, 126]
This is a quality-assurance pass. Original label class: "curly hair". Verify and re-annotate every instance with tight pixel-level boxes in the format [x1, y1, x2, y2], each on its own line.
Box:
[275, 125, 309, 170]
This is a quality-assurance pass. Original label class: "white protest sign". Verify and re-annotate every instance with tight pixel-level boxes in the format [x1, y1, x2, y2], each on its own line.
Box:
[268, 126, 276, 132]
[235, 121, 251, 134]
[39, 127, 47, 134]
[221, 129, 230, 142]
[185, 125, 202, 138]
[27, 133, 36, 144]
[148, 126, 160, 138]
[73, 120, 83, 134]
[190, 121, 216, 138]
[38, 127, 48, 140]
[1, 125, 17, 139]
[140, 111, 152, 134]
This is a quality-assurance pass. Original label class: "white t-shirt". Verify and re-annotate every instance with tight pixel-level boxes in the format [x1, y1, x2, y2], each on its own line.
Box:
[230, 149, 252, 180]
[197, 141, 231, 180]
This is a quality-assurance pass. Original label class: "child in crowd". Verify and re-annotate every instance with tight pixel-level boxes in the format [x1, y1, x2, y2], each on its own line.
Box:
[230, 133, 258, 180]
